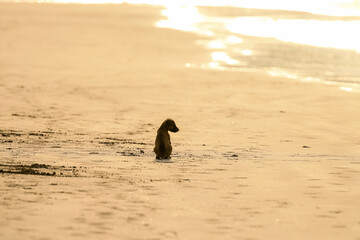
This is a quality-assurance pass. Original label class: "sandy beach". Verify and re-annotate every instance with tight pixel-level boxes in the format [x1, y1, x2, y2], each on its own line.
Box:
[0, 2, 360, 240]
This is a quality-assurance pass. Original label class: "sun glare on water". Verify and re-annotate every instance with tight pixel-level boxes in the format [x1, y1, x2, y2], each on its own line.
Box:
[28, 0, 360, 17]
[156, 5, 207, 33]
[24, 0, 360, 91]
[226, 17, 360, 53]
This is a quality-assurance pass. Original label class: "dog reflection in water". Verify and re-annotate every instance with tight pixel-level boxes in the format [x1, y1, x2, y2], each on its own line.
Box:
[154, 119, 179, 160]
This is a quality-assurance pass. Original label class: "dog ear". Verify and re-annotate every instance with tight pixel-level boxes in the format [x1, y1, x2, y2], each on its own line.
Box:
[171, 120, 177, 130]
[165, 119, 172, 129]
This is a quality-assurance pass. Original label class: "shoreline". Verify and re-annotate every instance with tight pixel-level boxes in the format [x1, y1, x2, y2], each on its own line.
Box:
[1, 2, 360, 240]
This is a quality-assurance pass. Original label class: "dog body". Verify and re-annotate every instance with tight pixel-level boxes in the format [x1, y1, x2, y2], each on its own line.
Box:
[154, 119, 179, 159]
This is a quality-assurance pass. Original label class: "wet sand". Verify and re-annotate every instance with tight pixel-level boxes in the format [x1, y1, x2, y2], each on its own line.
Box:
[1, 3, 360, 240]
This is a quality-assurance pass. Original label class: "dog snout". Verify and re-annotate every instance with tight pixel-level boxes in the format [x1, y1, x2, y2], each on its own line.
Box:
[172, 127, 179, 133]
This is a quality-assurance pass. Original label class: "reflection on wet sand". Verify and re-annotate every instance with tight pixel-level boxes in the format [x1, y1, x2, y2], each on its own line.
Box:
[20, 0, 360, 90]
[155, 2, 360, 91]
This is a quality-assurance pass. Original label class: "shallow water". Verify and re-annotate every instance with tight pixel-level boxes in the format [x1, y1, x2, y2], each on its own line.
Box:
[6, 0, 360, 91]
[157, 4, 360, 91]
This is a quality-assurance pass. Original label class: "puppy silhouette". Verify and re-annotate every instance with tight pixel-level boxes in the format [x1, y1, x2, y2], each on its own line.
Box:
[154, 119, 179, 159]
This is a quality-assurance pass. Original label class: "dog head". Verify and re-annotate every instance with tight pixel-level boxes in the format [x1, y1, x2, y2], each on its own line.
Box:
[163, 119, 179, 133]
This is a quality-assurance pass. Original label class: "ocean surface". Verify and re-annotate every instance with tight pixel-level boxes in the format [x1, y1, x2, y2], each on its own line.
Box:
[5, 0, 360, 91]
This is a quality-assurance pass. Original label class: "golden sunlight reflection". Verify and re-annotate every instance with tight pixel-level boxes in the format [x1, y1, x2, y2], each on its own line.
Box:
[268, 69, 357, 92]
[240, 49, 253, 56]
[31, 0, 360, 17]
[36, 0, 360, 53]
[197, 36, 244, 51]
[227, 17, 360, 53]
[208, 62, 221, 69]
[156, 5, 203, 32]
[31, 0, 360, 91]
[185, 61, 227, 70]
[152, 1, 360, 91]
[156, 5, 213, 36]
[211, 52, 239, 65]
[268, 69, 304, 80]
[340, 86, 354, 91]
[226, 36, 243, 44]
[207, 40, 226, 49]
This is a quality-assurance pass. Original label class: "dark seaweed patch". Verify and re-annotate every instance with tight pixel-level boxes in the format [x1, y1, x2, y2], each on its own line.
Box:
[0, 163, 82, 177]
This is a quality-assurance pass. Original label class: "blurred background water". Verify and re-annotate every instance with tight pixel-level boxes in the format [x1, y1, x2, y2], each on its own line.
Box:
[5, 0, 360, 91]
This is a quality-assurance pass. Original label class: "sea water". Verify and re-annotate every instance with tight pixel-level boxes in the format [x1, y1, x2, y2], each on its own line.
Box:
[6, 0, 360, 91]
[156, 1, 360, 91]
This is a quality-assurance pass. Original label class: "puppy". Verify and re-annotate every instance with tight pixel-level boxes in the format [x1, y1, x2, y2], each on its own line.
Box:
[154, 119, 179, 159]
